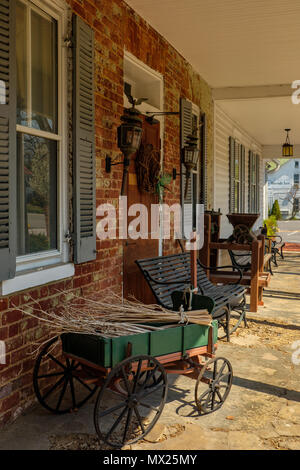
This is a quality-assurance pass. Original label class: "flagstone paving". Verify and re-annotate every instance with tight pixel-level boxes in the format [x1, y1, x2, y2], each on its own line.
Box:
[0, 252, 299, 450]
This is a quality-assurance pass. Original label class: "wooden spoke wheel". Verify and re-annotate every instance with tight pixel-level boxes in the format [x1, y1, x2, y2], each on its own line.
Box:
[94, 355, 168, 448]
[195, 357, 233, 415]
[33, 337, 98, 415]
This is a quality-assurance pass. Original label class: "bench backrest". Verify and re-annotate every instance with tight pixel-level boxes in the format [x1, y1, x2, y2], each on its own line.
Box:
[136, 253, 214, 309]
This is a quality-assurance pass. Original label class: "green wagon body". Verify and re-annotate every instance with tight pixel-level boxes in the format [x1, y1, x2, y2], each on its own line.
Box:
[61, 320, 218, 368]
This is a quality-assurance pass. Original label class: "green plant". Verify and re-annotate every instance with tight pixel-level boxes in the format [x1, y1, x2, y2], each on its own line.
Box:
[270, 200, 282, 220]
[156, 173, 172, 203]
[263, 216, 278, 237]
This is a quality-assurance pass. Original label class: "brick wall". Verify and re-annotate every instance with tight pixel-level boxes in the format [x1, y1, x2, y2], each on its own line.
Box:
[0, 0, 214, 426]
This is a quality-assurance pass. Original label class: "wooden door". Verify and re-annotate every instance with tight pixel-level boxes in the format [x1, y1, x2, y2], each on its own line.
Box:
[123, 117, 160, 303]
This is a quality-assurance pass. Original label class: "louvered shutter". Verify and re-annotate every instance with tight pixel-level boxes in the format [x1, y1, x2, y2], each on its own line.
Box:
[200, 112, 207, 210]
[73, 15, 96, 264]
[241, 145, 246, 212]
[0, 0, 16, 281]
[229, 136, 235, 213]
[180, 98, 193, 235]
[256, 154, 260, 212]
[248, 150, 254, 212]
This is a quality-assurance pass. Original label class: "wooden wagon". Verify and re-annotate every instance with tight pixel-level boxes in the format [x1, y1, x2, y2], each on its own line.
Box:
[33, 319, 233, 448]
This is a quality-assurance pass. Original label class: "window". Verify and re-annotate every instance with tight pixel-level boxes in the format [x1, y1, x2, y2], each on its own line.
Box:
[229, 138, 245, 213]
[0, 1, 95, 291]
[248, 151, 260, 213]
[294, 174, 299, 185]
[295, 161, 299, 169]
[15, 0, 66, 270]
[294, 198, 300, 213]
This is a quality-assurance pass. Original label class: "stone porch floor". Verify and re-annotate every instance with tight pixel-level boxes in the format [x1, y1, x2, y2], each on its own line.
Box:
[0, 253, 299, 450]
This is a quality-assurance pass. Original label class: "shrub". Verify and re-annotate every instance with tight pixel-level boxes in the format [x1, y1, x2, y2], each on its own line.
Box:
[270, 200, 282, 220]
[263, 216, 278, 237]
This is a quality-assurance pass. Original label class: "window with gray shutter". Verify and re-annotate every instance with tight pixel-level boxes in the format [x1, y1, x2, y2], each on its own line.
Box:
[200, 112, 207, 210]
[249, 151, 260, 213]
[180, 98, 193, 235]
[229, 136, 235, 212]
[241, 144, 246, 212]
[73, 15, 96, 264]
[0, 0, 17, 281]
[256, 154, 260, 212]
[229, 137, 245, 213]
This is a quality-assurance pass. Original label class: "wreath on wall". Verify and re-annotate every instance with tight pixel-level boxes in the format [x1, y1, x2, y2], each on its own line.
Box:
[135, 142, 161, 193]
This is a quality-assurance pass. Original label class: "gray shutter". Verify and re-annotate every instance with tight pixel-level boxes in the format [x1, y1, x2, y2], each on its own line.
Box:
[241, 145, 246, 212]
[180, 98, 193, 235]
[200, 112, 208, 210]
[248, 150, 254, 212]
[256, 154, 260, 212]
[229, 136, 235, 213]
[0, 0, 16, 281]
[73, 15, 96, 264]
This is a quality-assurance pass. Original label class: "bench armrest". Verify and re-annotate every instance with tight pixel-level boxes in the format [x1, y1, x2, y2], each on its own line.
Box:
[198, 260, 243, 285]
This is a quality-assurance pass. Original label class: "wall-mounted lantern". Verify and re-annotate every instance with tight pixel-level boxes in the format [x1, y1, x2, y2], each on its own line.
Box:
[282, 128, 293, 157]
[182, 132, 200, 198]
[106, 104, 143, 195]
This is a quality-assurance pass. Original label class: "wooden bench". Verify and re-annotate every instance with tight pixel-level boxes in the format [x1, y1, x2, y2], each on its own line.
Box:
[208, 238, 271, 313]
[136, 252, 247, 341]
[228, 231, 274, 275]
[267, 235, 285, 266]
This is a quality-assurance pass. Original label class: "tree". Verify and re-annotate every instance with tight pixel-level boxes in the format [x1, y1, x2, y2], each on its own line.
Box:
[281, 184, 300, 219]
[271, 200, 282, 220]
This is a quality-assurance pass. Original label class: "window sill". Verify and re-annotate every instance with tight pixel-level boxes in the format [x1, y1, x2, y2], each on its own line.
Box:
[1, 263, 75, 296]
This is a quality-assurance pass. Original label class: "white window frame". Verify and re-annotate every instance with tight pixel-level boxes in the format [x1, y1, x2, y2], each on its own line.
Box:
[15, 0, 69, 273]
[123, 51, 165, 255]
[1, 0, 72, 295]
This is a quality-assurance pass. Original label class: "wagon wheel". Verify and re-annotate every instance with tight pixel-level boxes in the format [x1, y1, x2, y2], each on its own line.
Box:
[33, 337, 98, 414]
[94, 355, 168, 448]
[195, 357, 233, 415]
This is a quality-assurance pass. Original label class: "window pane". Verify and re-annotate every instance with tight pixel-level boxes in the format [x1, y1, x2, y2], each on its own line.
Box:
[16, 0, 27, 124]
[31, 9, 58, 132]
[17, 134, 57, 255]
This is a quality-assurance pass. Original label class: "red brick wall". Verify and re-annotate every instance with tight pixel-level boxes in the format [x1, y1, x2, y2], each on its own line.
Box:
[0, 0, 213, 425]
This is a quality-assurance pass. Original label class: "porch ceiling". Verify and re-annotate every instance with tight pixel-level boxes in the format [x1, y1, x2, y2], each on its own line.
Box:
[126, 0, 300, 88]
[218, 97, 300, 145]
[126, 0, 300, 147]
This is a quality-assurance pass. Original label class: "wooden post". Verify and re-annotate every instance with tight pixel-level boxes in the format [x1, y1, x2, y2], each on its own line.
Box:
[199, 213, 211, 277]
[250, 239, 260, 312]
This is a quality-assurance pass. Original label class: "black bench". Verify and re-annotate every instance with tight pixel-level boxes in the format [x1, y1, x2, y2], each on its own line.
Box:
[228, 229, 274, 275]
[268, 235, 285, 266]
[228, 248, 273, 275]
[136, 252, 247, 341]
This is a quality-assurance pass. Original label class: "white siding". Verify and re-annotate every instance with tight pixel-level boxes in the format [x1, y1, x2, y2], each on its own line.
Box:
[214, 103, 264, 241]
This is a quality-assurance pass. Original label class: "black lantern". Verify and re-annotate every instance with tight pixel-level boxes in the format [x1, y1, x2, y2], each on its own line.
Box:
[282, 128, 293, 157]
[106, 104, 143, 195]
[182, 133, 200, 198]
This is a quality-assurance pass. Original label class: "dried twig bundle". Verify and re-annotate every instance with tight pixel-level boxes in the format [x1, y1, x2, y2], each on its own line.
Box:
[18, 291, 211, 344]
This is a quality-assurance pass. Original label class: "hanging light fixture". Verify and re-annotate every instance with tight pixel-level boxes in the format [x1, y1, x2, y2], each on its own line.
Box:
[282, 128, 293, 157]
[182, 132, 200, 199]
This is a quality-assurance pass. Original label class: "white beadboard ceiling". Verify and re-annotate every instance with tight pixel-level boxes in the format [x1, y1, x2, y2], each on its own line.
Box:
[126, 0, 300, 88]
[126, 0, 300, 144]
[219, 97, 300, 145]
